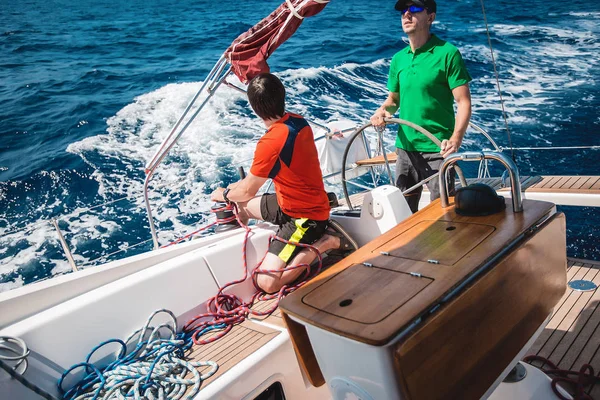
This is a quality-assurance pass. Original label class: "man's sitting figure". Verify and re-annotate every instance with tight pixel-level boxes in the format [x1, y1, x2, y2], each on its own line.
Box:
[211, 73, 356, 294]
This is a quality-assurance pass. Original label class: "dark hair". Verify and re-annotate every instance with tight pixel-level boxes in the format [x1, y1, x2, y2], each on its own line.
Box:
[247, 73, 286, 120]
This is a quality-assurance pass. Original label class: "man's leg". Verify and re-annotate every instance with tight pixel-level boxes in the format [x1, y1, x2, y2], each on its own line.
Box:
[395, 148, 421, 213]
[255, 234, 340, 294]
[423, 153, 455, 202]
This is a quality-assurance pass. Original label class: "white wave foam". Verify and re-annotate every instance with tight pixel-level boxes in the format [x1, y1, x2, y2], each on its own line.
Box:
[0, 220, 72, 293]
[567, 12, 600, 19]
[68, 79, 261, 222]
[481, 23, 597, 43]
[0, 276, 24, 293]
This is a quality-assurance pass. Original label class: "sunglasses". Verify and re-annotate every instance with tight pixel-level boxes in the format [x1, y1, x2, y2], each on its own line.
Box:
[401, 5, 426, 14]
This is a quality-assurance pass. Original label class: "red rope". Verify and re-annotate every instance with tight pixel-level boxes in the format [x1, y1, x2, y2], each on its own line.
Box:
[161, 204, 237, 248]
[523, 355, 600, 400]
[181, 203, 323, 345]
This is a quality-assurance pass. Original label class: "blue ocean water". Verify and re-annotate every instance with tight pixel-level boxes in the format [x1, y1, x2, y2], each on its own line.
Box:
[1, 0, 599, 291]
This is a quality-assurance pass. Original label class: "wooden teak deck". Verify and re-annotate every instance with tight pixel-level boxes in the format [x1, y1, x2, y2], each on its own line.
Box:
[527, 258, 600, 398]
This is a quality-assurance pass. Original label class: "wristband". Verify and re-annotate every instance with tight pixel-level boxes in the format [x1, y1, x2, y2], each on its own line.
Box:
[222, 188, 232, 204]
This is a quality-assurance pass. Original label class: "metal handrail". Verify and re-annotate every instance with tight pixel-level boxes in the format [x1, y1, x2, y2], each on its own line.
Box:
[469, 122, 501, 151]
[51, 220, 78, 271]
[145, 56, 227, 173]
[439, 151, 523, 212]
[144, 57, 233, 249]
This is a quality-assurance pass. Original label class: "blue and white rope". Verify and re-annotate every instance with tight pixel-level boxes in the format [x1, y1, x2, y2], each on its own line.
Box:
[59, 310, 219, 400]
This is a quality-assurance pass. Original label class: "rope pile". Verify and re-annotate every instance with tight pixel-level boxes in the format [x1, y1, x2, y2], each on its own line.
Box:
[183, 203, 323, 345]
[61, 203, 324, 396]
[59, 310, 218, 400]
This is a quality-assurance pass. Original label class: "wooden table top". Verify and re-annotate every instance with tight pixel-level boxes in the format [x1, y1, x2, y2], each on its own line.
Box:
[279, 198, 556, 346]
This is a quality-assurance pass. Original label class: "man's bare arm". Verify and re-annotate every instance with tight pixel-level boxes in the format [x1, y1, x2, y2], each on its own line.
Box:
[210, 172, 268, 203]
[371, 92, 400, 127]
[441, 84, 472, 158]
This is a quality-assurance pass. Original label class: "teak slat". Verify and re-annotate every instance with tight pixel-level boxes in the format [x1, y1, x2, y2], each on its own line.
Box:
[337, 191, 368, 208]
[565, 176, 585, 189]
[535, 176, 560, 189]
[546, 268, 600, 365]
[555, 176, 574, 188]
[550, 176, 572, 189]
[522, 175, 600, 193]
[356, 152, 398, 166]
[526, 259, 600, 398]
[185, 321, 279, 389]
[558, 298, 600, 370]
[249, 298, 285, 328]
[535, 266, 599, 361]
[573, 176, 595, 190]
[590, 177, 600, 190]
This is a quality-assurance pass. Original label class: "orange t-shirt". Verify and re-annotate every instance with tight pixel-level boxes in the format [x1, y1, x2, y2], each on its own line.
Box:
[250, 113, 330, 221]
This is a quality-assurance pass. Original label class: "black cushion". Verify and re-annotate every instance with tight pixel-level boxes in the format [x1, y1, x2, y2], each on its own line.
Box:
[327, 192, 339, 208]
[455, 183, 506, 217]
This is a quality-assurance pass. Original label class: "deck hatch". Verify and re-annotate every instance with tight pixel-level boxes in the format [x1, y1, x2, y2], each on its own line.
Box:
[302, 263, 433, 324]
[375, 220, 495, 265]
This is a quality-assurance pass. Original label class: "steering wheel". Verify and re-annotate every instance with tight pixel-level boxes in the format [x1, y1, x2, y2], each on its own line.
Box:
[340, 118, 466, 210]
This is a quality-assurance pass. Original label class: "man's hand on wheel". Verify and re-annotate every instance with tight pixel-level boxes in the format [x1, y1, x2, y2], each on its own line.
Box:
[440, 137, 462, 158]
[370, 107, 393, 128]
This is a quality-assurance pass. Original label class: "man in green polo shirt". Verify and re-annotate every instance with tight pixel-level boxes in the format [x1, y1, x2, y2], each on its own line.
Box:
[371, 0, 472, 212]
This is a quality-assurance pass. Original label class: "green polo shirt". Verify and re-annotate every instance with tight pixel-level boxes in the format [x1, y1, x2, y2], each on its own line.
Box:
[387, 34, 472, 152]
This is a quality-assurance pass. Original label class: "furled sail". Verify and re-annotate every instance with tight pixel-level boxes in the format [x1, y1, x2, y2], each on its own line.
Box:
[225, 0, 329, 83]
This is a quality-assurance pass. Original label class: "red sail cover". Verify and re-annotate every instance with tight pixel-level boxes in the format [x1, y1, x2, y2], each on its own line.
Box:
[225, 0, 329, 83]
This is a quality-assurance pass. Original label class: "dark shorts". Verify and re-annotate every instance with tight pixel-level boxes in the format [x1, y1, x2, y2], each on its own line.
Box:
[260, 194, 328, 263]
[395, 148, 456, 213]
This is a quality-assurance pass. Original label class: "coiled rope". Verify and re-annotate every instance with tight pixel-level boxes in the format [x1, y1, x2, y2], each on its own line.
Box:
[0, 336, 59, 400]
[183, 203, 324, 345]
[59, 310, 218, 400]
[59, 201, 324, 397]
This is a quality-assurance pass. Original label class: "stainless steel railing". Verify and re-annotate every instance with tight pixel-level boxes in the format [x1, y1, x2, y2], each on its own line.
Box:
[439, 150, 523, 212]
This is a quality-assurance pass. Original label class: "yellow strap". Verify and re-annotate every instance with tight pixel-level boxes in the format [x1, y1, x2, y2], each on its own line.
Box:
[278, 218, 309, 262]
